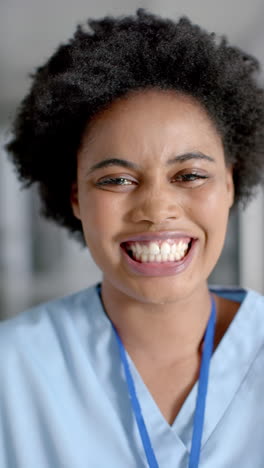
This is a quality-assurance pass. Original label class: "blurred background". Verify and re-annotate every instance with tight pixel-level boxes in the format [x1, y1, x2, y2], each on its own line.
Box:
[1, 0, 264, 319]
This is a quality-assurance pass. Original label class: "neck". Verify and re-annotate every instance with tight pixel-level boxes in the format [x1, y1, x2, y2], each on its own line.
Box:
[101, 280, 213, 367]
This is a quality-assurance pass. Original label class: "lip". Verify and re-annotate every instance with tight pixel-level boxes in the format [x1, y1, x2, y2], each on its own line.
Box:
[121, 238, 198, 277]
[120, 230, 197, 243]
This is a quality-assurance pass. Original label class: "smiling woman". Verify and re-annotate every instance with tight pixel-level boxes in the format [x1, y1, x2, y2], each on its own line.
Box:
[1, 9, 264, 468]
[71, 90, 233, 305]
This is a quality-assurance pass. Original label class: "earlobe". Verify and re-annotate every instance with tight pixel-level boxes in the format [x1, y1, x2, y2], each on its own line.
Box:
[71, 182, 81, 219]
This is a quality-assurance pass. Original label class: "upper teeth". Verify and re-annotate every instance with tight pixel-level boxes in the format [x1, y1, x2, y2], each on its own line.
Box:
[128, 240, 189, 263]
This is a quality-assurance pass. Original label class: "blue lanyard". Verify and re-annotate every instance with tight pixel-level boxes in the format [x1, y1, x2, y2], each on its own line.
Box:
[112, 297, 216, 468]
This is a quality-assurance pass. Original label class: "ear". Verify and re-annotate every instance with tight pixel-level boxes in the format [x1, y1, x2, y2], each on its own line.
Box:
[226, 165, 235, 208]
[70, 182, 81, 219]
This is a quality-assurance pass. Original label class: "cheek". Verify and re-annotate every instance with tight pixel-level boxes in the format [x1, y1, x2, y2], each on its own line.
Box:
[79, 189, 125, 242]
[188, 182, 231, 238]
[187, 184, 231, 278]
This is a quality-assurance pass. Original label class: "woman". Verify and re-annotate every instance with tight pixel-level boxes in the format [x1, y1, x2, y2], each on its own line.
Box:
[1, 9, 264, 468]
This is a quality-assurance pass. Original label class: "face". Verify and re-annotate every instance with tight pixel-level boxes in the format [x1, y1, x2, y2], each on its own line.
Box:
[71, 90, 234, 305]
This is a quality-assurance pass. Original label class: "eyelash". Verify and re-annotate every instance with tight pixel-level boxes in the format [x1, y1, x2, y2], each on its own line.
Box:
[96, 177, 135, 186]
[172, 173, 208, 182]
[96, 172, 208, 187]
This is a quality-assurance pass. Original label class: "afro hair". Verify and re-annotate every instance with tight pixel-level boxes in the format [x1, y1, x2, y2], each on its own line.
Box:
[6, 9, 264, 240]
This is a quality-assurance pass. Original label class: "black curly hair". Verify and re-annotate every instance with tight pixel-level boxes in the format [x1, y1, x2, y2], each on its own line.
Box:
[6, 9, 264, 241]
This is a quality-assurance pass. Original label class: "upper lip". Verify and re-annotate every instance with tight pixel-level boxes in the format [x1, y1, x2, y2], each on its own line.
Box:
[120, 231, 197, 243]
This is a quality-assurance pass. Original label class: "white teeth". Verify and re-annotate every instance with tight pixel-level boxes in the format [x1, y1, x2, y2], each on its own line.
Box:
[171, 244, 176, 254]
[127, 240, 190, 263]
[149, 242, 160, 255]
[142, 253, 148, 262]
[142, 245, 149, 255]
[160, 242, 170, 256]
[161, 253, 168, 262]
[175, 251, 182, 261]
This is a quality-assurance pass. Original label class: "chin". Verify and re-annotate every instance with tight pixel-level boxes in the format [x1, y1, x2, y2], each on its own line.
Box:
[118, 275, 199, 306]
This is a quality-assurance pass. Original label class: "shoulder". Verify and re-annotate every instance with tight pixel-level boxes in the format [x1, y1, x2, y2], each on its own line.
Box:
[211, 285, 264, 334]
[210, 285, 264, 309]
[210, 286, 264, 351]
[0, 284, 100, 360]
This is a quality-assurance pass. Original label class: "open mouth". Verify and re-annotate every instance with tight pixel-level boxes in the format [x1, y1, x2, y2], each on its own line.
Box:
[121, 238, 193, 263]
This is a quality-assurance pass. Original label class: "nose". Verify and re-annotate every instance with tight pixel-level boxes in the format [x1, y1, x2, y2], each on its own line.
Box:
[129, 184, 183, 225]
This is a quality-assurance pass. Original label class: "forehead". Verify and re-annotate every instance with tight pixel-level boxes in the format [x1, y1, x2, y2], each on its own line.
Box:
[79, 89, 223, 159]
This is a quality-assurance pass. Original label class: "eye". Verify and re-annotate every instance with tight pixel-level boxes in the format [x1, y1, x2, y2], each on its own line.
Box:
[171, 171, 209, 185]
[96, 177, 134, 186]
[95, 175, 138, 191]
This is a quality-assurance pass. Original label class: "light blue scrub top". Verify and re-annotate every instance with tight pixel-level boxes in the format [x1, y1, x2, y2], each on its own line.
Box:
[0, 285, 264, 468]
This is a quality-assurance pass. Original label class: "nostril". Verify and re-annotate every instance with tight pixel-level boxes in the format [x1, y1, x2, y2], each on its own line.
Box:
[130, 209, 181, 225]
[129, 195, 183, 224]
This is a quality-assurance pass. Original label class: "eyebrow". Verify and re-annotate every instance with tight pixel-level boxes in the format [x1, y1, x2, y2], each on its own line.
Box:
[87, 158, 139, 174]
[86, 152, 215, 174]
[167, 152, 215, 164]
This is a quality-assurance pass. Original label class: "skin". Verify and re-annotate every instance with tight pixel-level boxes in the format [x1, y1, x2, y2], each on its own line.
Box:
[71, 89, 237, 423]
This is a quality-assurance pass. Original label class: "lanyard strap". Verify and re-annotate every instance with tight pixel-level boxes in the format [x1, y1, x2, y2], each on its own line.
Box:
[189, 296, 216, 467]
[113, 325, 159, 468]
[112, 296, 216, 468]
